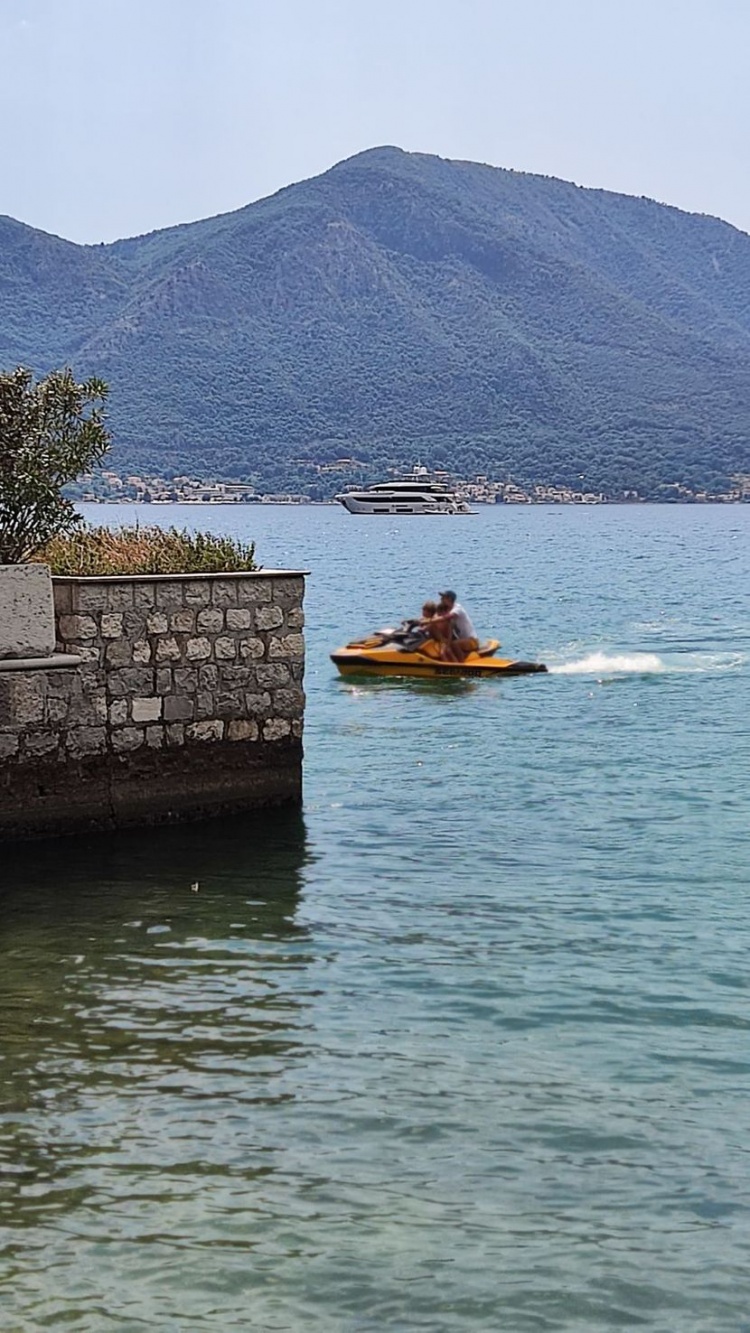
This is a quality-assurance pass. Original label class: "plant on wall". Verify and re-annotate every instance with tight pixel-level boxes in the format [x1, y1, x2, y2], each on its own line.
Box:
[0, 366, 110, 564]
[39, 525, 257, 575]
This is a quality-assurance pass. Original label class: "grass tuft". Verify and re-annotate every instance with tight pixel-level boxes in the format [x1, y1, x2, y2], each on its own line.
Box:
[37, 525, 257, 576]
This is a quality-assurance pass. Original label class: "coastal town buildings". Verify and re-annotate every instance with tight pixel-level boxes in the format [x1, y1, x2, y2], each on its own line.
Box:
[70, 465, 750, 507]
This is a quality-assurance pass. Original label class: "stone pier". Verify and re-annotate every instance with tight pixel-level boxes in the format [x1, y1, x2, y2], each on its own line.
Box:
[0, 571, 306, 840]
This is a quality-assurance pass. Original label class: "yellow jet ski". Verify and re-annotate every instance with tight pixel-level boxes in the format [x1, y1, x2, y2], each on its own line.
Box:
[331, 629, 547, 679]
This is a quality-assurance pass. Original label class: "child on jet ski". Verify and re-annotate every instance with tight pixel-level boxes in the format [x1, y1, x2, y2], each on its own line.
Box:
[397, 601, 437, 649]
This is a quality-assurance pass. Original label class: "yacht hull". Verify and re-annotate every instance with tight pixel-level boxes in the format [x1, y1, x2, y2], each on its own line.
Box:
[338, 496, 469, 514]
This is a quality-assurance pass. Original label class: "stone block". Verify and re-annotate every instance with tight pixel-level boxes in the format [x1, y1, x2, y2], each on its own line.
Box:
[109, 700, 128, 726]
[237, 580, 272, 605]
[155, 583, 184, 609]
[79, 665, 105, 692]
[263, 718, 291, 741]
[225, 608, 253, 631]
[0, 678, 17, 725]
[183, 581, 211, 607]
[273, 687, 305, 717]
[286, 607, 305, 629]
[186, 637, 211, 662]
[132, 640, 152, 664]
[145, 726, 164, 749]
[214, 637, 237, 661]
[107, 667, 154, 697]
[58, 613, 98, 642]
[47, 695, 69, 725]
[68, 692, 107, 726]
[214, 691, 245, 718]
[186, 719, 224, 742]
[68, 644, 102, 664]
[132, 697, 162, 723]
[268, 634, 304, 660]
[174, 667, 199, 693]
[244, 691, 272, 716]
[272, 577, 305, 607]
[123, 611, 147, 639]
[170, 608, 196, 633]
[74, 582, 110, 611]
[292, 719, 303, 738]
[47, 670, 81, 696]
[52, 582, 72, 614]
[227, 719, 259, 742]
[210, 580, 239, 607]
[255, 605, 284, 631]
[134, 584, 158, 611]
[24, 732, 60, 758]
[73, 654, 103, 683]
[156, 668, 172, 694]
[107, 584, 135, 610]
[155, 637, 181, 662]
[66, 726, 107, 756]
[101, 613, 124, 639]
[217, 665, 256, 687]
[166, 723, 185, 747]
[256, 663, 290, 689]
[198, 665, 219, 690]
[196, 608, 224, 634]
[239, 637, 264, 661]
[112, 726, 145, 752]
[11, 677, 46, 724]
[163, 695, 195, 722]
[105, 639, 132, 667]
[0, 733, 19, 759]
[195, 692, 215, 719]
[146, 611, 169, 635]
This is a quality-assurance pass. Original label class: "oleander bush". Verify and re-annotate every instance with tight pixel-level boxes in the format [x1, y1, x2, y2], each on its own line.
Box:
[0, 367, 110, 563]
[38, 525, 257, 576]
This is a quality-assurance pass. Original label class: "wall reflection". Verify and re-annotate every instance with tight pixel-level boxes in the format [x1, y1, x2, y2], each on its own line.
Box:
[0, 811, 314, 1234]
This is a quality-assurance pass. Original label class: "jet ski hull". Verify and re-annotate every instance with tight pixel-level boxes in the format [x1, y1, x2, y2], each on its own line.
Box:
[331, 640, 547, 680]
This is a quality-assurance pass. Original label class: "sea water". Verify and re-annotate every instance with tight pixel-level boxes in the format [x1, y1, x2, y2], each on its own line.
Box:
[2, 502, 750, 1331]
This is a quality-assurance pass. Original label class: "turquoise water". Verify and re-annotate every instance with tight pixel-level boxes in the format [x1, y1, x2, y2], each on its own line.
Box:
[3, 502, 750, 1331]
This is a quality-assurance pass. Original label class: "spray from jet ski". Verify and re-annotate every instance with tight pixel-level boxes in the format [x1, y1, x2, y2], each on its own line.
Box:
[549, 650, 746, 676]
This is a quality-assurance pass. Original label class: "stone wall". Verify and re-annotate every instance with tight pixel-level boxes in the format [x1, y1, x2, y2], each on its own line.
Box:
[0, 571, 305, 840]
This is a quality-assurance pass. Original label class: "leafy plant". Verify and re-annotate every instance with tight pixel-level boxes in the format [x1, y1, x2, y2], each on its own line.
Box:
[0, 367, 110, 564]
[38, 525, 257, 576]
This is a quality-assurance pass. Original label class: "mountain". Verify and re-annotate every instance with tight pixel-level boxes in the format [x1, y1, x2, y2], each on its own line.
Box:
[2, 146, 750, 497]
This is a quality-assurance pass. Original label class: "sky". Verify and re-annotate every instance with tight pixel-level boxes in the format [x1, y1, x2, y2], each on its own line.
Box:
[2, 0, 749, 244]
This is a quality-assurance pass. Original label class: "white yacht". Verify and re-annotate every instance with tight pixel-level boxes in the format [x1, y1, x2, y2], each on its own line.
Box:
[336, 468, 472, 515]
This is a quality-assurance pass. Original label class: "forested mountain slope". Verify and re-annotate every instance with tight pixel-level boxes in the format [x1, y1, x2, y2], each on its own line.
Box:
[2, 146, 750, 496]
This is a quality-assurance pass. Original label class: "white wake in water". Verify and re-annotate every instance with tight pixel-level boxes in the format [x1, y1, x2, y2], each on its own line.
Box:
[549, 650, 746, 677]
[550, 652, 666, 676]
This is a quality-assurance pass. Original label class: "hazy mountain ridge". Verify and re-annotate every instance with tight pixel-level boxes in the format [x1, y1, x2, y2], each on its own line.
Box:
[2, 146, 750, 496]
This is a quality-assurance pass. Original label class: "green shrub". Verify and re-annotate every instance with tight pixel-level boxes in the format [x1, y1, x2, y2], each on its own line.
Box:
[0, 367, 110, 564]
[37, 525, 257, 576]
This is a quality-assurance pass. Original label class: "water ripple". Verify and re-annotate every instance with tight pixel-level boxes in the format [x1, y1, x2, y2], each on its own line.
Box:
[3, 504, 750, 1329]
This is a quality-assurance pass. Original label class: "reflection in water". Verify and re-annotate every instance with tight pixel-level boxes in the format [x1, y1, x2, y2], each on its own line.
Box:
[0, 812, 312, 1259]
[337, 674, 482, 701]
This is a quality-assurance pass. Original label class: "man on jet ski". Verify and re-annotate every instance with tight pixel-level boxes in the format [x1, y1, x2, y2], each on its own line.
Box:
[427, 591, 479, 662]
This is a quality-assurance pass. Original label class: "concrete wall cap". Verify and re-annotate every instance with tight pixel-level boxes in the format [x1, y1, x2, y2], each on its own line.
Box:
[0, 653, 84, 672]
[52, 570, 309, 584]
